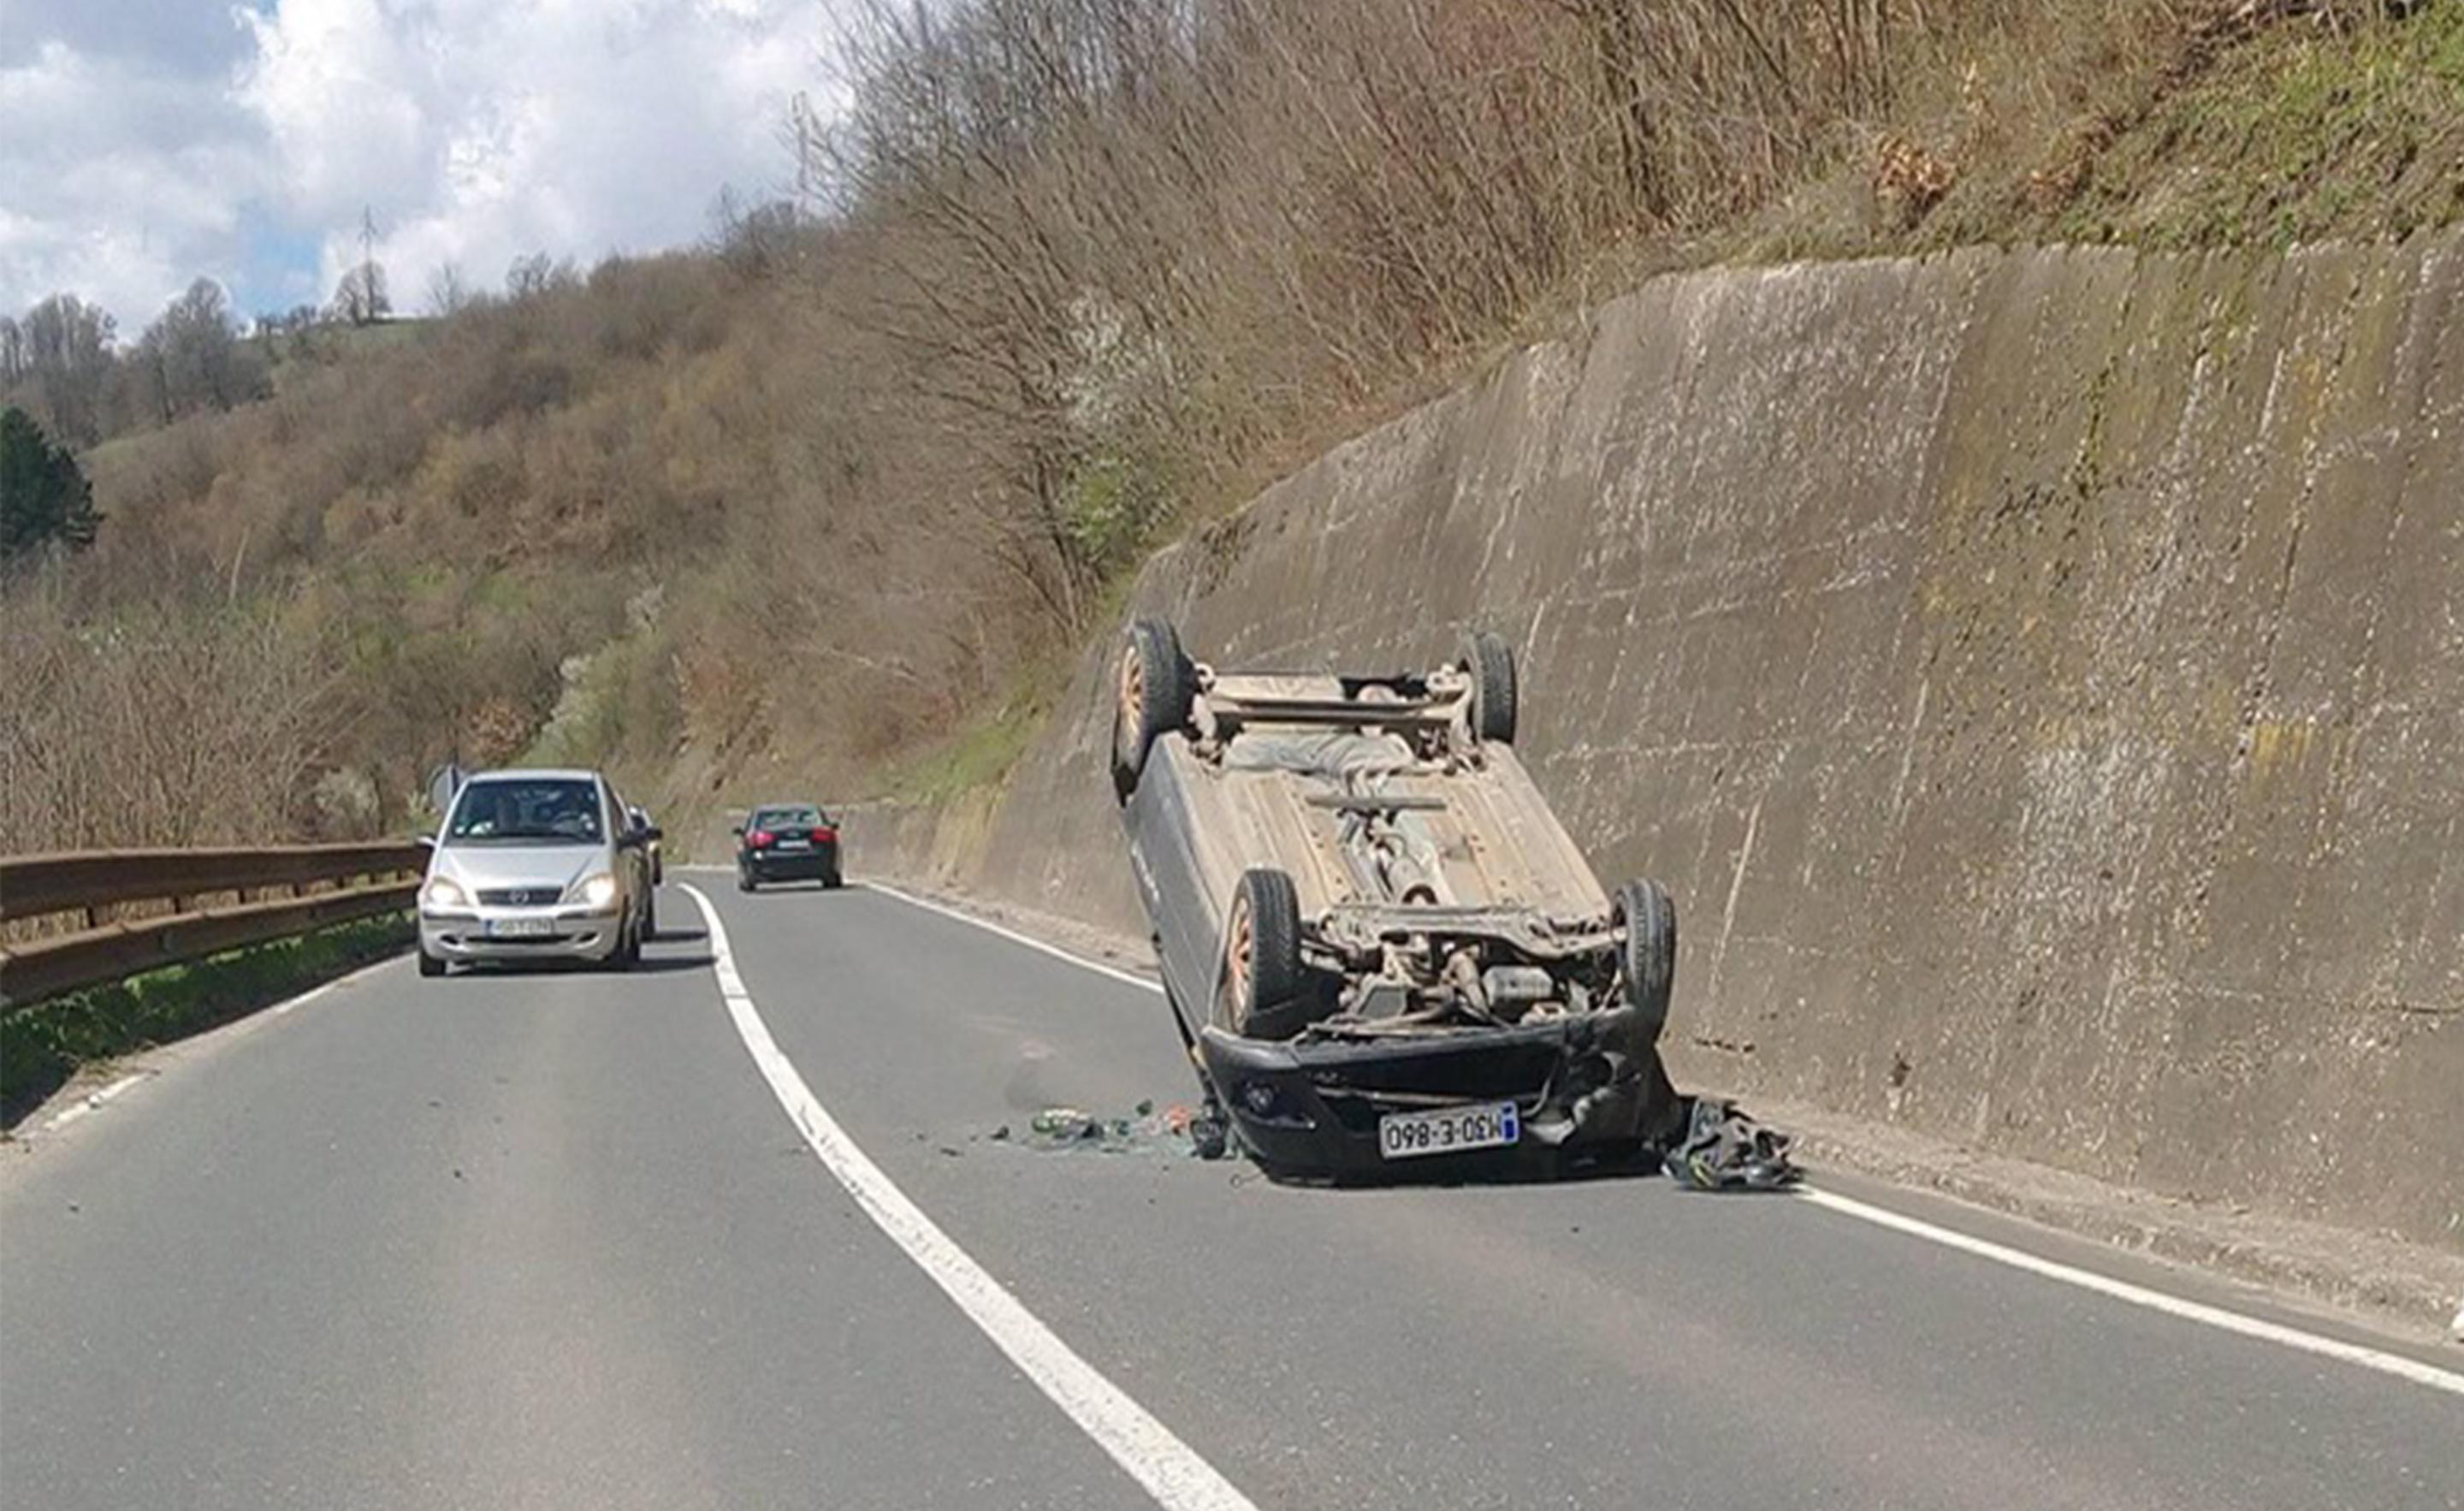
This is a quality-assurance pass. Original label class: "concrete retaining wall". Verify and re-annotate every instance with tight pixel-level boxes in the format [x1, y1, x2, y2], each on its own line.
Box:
[868, 232, 2464, 1249]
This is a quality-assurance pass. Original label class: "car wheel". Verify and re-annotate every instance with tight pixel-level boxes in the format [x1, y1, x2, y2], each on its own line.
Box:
[1460, 629, 1518, 745]
[418, 946, 445, 978]
[642, 891, 657, 940]
[738, 869, 756, 893]
[826, 872, 844, 890]
[1111, 617, 1196, 797]
[1614, 878, 1677, 1042]
[1218, 867, 1306, 1039]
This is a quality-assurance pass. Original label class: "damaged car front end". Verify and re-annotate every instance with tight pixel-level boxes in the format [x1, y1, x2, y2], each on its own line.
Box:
[1110, 619, 1686, 1180]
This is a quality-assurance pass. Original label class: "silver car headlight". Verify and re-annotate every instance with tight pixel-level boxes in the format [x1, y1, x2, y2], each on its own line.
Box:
[422, 877, 469, 910]
[572, 873, 619, 910]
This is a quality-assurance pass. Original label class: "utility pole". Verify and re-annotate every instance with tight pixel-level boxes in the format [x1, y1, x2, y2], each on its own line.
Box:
[791, 92, 820, 216]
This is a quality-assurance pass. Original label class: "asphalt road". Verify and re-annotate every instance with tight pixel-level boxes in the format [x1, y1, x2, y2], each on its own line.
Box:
[3, 880, 2458, 1510]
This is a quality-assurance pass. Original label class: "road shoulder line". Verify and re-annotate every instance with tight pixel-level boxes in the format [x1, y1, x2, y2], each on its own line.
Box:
[857, 877, 2464, 1397]
[1796, 1189, 2463, 1396]
[678, 882, 1261, 1511]
[860, 880, 1163, 993]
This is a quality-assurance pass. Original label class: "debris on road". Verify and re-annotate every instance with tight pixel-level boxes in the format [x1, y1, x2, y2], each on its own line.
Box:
[1015, 1103, 1208, 1156]
[1030, 1106, 1095, 1141]
[1661, 1099, 1801, 1192]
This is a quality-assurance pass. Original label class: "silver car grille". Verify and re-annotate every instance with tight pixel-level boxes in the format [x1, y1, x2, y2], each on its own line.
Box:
[477, 886, 562, 906]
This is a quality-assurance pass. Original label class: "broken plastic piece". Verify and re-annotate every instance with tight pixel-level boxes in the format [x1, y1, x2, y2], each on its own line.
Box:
[1032, 1107, 1095, 1140]
[1661, 1098, 1801, 1192]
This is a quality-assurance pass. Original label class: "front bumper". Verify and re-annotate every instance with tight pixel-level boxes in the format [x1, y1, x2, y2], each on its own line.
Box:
[419, 905, 625, 964]
[1196, 1005, 1681, 1180]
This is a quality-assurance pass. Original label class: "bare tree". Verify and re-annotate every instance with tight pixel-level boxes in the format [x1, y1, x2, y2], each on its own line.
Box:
[506, 252, 578, 300]
[426, 262, 474, 317]
[330, 264, 391, 325]
[156, 278, 253, 413]
[330, 208, 393, 325]
[15, 293, 117, 445]
[708, 185, 804, 280]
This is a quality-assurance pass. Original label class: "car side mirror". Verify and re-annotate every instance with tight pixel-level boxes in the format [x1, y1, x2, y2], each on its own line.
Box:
[415, 833, 438, 850]
[640, 825, 664, 844]
[729, 825, 743, 837]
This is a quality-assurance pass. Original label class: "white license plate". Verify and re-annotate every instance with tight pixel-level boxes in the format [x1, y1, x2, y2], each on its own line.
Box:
[776, 838, 812, 850]
[487, 916, 556, 939]
[1377, 1100, 1520, 1160]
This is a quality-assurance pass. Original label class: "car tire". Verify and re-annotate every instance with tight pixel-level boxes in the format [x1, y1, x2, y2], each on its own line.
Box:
[418, 946, 445, 978]
[1460, 629, 1518, 745]
[1220, 867, 1307, 1039]
[1614, 878, 1677, 1043]
[642, 892, 657, 940]
[738, 870, 756, 893]
[1111, 617, 1196, 797]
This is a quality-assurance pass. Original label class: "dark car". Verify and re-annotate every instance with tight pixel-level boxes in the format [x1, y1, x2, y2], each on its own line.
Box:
[1108, 619, 1685, 1180]
[734, 803, 843, 892]
[628, 804, 664, 886]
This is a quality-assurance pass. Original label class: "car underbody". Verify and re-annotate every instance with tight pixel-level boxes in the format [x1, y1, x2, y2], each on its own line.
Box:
[1112, 623, 1688, 1178]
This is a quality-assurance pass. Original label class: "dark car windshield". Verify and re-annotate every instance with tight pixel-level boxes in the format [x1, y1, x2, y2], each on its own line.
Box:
[751, 805, 828, 829]
[447, 779, 604, 844]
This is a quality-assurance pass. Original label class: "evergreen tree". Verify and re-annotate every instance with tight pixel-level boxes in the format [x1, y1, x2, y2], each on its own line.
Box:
[0, 406, 101, 563]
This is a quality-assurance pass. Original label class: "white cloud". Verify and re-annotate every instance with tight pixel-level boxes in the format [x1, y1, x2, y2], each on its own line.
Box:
[0, 0, 836, 331]
[238, 0, 834, 309]
[0, 35, 275, 330]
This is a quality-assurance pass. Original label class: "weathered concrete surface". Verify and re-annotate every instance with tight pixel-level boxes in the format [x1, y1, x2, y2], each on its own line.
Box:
[874, 231, 2464, 1250]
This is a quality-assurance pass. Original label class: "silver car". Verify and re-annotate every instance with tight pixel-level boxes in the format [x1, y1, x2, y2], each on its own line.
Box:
[416, 768, 660, 976]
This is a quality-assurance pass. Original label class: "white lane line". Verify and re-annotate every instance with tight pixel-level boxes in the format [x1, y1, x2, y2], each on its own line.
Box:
[33, 954, 402, 1133]
[858, 880, 1164, 994]
[861, 880, 2464, 1396]
[44, 1071, 149, 1130]
[678, 883, 1260, 1511]
[271, 953, 400, 1014]
[1794, 1189, 2464, 1396]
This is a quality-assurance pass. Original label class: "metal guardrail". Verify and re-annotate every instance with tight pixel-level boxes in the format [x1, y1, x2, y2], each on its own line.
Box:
[0, 843, 426, 1009]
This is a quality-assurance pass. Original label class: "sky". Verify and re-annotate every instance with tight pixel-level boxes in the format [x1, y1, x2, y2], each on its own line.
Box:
[0, 0, 839, 335]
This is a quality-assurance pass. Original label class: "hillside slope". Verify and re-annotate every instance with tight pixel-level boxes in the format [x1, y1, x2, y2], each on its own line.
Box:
[3, 252, 1034, 850]
[3, 0, 2456, 856]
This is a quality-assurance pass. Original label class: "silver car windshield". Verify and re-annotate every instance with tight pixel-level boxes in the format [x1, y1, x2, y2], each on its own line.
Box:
[446, 779, 604, 844]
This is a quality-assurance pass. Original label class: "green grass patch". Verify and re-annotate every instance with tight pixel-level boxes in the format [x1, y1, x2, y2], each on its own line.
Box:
[2054, 5, 2464, 247]
[2, 913, 412, 1123]
[878, 692, 1052, 806]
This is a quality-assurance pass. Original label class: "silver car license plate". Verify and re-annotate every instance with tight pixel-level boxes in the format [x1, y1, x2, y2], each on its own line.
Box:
[487, 916, 555, 939]
[1378, 1100, 1519, 1160]
[776, 838, 811, 850]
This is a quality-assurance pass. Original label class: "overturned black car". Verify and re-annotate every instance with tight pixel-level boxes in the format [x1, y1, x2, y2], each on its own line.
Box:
[1109, 619, 1695, 1181]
